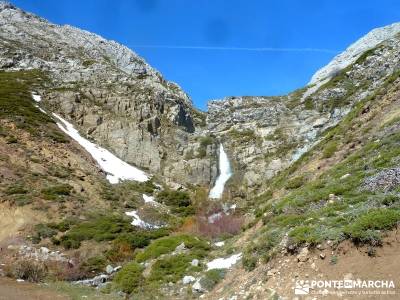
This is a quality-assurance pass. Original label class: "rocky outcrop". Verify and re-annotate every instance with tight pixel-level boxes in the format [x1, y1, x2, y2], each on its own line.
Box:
[1, 1, 400, 198]
[207, 30, 400, 197]
[0, 1, 214, 187]
[309, 22, 400, 84]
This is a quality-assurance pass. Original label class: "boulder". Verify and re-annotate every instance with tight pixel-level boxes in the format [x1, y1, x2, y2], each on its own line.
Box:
[297, 247, 309, 262]
[183, 275, 196, 284]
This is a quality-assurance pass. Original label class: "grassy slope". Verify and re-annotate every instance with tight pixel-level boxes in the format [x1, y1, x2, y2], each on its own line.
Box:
[242, 68, 400, 268]
[0, 70, 213, 299]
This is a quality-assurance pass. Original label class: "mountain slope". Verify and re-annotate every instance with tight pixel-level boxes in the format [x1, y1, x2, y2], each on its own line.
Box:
[204, 55, 400, 300]
[207, 26, 400, 202]
[0, 1, 215, 188]
[1, 2, 400, 299]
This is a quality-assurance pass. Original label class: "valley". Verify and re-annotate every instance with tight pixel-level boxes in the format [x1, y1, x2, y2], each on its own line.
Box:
[0, 1, 400, 299]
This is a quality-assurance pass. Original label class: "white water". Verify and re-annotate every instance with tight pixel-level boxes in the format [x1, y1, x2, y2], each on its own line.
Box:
[125, 210, 161, 229]
[53, 113, 149, 184]
[206, 253, 242, 270]
[209, 144, 232, 199]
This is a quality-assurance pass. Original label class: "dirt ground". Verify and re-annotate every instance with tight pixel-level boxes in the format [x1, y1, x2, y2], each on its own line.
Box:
[0, 277, 68, 300]
[205, 229, 400, 300]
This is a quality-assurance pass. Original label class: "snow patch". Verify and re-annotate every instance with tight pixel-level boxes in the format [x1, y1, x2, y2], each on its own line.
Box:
[31, 92, 41, 102]
[143, 194, 156, 204]
[214, 241, 225, 247]
[53, 114, 148, 184]
[206, 253, 242, 270]
[125, 210, 160, 229]
[209, 144, 232, 199]
[34, 104, 47, 114]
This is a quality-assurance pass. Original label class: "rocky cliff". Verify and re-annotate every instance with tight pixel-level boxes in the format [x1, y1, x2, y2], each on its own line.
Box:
[1, 2, 400, 299]
[0, 1, 215, 188]
[207, 22, 400, 201]
[2, 0, 399, 201]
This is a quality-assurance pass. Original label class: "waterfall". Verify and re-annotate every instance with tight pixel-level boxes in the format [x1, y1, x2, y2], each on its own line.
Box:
[209, 144, 232, 199]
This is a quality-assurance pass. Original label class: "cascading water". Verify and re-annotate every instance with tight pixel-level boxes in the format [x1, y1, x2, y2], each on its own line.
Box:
[209, 144, 232, 199]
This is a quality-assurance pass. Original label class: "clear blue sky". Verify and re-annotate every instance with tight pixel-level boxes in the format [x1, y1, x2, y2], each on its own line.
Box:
[12, 0, 400, 110]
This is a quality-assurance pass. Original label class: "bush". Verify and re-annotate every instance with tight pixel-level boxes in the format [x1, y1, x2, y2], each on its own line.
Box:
[304, 98, 314, 110]
[60, 215, 133, 248]
[199, 269, 226, 290]
[106, 239, 134, 262]
[288, 225, 321, 245]
[156, 190, 191, 207]
[113, 262, 144, 294]
[149, 254, 199, 284]
[135, 234, 209, 263]
[285, 176, 305, 189]
[59, 214, 168, 250]
[41, 184, 73, 200]
[82, 256, 107, 274]
[242, 254, 257, 271]
[5, 184, 28, 195]
[12, 260, 47, 282]
[34, 223, 58, 240]
[0, 70, 55, 136]
[322, 141, 338, 158]
[345, 209, 400, 244]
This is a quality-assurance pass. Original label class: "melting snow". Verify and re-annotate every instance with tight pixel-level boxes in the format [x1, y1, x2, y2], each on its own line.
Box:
[214, 241, 225, 247]
[209, 144, 232, 199]
[53, 114, 148, 184]
[206, 253, 242, 270]
[32, 93, 41, 102]
[143, 194, 156, 204]
[34, 104, 47, 114]
[125, 210, 161, 229]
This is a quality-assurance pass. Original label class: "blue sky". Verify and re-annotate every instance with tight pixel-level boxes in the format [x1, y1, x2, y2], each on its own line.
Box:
[12, 0, 400, 110]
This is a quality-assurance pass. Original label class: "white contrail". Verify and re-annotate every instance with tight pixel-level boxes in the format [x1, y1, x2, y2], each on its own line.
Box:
[130, 45, 339, 54]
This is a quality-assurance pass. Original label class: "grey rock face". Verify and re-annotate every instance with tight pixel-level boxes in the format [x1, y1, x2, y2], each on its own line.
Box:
[0, 2, 213, 187]
[1, 2, 400, 198]
[363, 167, 400, 192]
[309, 22, 400, 84]
[207, 32, 400, 196]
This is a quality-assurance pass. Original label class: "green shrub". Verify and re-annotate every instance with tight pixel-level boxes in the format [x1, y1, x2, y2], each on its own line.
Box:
[34, 223, 58, 239]
[199, 269, 226, 290]
[199, 136, 213, 147]
[149, 254, 196, 284]
[41, 184, 73, 200]
[5, 184, 28, 195]
[304, 98, 314, 110]
[82, 256, 107, 273]
[322, 141, 338, 158]
[242, 254, 257, 271]
[285, 176, 305, 189]
[82, 60, 96, 67]
[59, 214, 168, 250]
[0, 70, 54, 135]
[344, 209, 400, 244]
[157, 190, 190, 206]
[112, 262, 144, 294]
[60, 215, 132, 249]
[13, 195, 32, 206]
[229, 128, 258, 143]
[135, 234, 209, 263]
[45, 130, 69, 143]
[288, 225, 321, 245]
